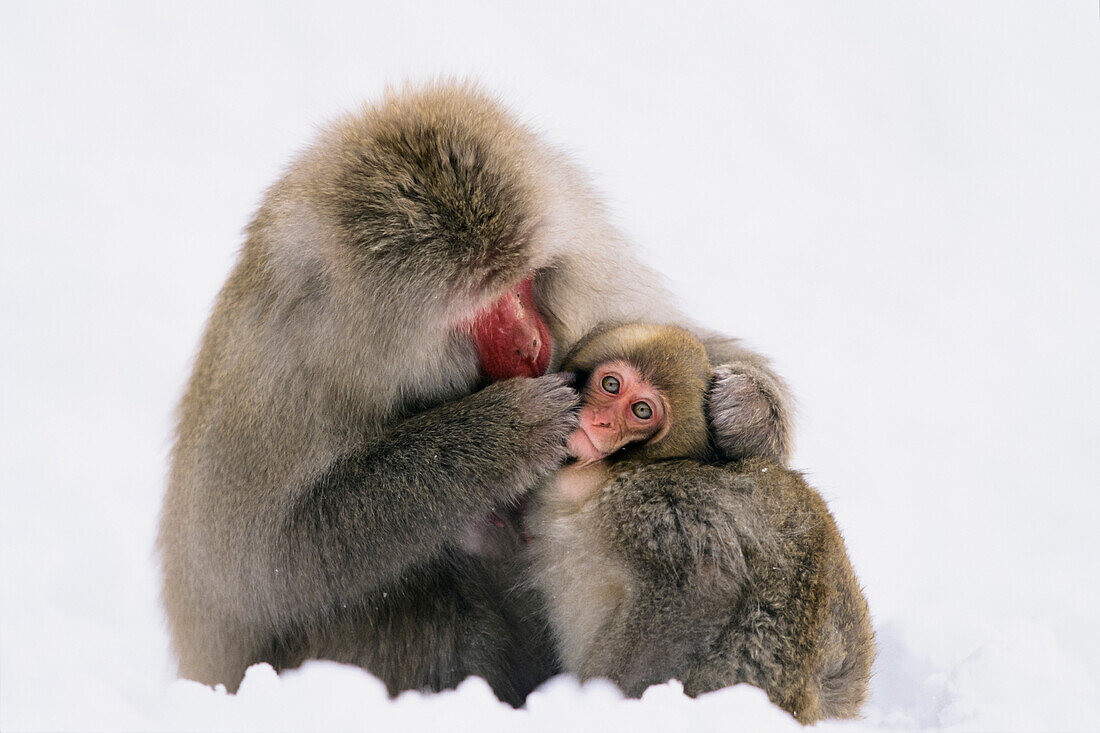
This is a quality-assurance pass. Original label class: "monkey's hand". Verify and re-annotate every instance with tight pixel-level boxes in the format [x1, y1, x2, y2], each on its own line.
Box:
[383, 371, 580, 513]
[709, 363, 792, 464]
[392, 372, 579, 503]
[500, 373, 583, 478]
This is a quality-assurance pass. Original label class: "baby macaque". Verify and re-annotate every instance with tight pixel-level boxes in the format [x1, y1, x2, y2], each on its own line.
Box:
[557, 323, 714, 504]
[527, 323, 874, 724]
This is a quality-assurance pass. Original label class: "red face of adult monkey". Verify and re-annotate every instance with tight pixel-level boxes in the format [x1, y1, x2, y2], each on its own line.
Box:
[158, 82, 794, 706]
[467, 277, 552, 380]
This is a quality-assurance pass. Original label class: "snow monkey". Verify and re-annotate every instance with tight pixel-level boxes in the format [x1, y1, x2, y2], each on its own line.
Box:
[528, 323, 874, 723]
[158, 81, 794, 705]
[559, 321, 716, 479]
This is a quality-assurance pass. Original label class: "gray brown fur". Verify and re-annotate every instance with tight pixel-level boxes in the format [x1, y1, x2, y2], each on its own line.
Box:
[158, 81, 793, 703]
[705, 342, 794, 464]
[528, 457, 874, 723]
[528, 326, 869, 722]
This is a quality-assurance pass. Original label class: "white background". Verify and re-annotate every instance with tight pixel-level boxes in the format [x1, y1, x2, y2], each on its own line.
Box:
[2, 2, 1098, 730]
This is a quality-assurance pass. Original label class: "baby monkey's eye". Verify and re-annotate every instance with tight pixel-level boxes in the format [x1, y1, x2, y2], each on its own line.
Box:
[631, 401, 652, 420]
[601, 375, 620, 394]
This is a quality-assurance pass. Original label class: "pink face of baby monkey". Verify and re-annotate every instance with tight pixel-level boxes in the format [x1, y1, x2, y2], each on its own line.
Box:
[567, 360, 669, 464]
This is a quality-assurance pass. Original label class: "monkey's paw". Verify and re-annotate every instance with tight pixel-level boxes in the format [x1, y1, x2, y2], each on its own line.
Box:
[511, 372, 581, 474]
[709, 364, 792, 464]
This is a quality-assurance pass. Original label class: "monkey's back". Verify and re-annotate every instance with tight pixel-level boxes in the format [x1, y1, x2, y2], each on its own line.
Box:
[566, 458, 874, 723]
[677, 458, 874, 722]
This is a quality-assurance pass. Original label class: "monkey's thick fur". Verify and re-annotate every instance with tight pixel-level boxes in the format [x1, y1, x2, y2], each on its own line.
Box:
[158, 82, 794, 703]
[529, 458, 874, 723]
[530, 325, 873, 723]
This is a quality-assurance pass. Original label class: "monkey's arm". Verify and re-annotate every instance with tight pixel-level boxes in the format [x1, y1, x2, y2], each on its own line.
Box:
[594, 460, 761, 585]
[280, 375, 577, 606]
[696, 333, 793, 464]
[569, 461, 766, 692]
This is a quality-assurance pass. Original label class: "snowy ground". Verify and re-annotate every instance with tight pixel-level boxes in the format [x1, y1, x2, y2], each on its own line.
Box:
[2, 2, 1098, 731]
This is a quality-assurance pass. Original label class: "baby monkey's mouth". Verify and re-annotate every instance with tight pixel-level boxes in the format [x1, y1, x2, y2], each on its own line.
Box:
[567, 426, 608, 465]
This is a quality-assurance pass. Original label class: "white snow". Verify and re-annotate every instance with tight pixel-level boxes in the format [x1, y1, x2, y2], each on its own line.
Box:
[2, 2, 1098, 731]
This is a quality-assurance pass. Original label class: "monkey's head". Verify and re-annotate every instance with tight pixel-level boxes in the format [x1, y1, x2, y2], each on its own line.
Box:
[561, 324, 712, 466]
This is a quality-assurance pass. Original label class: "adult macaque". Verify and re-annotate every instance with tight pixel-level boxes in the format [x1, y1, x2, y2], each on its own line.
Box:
[158, 82, 793, 704]
[528, 324, 874, 723]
